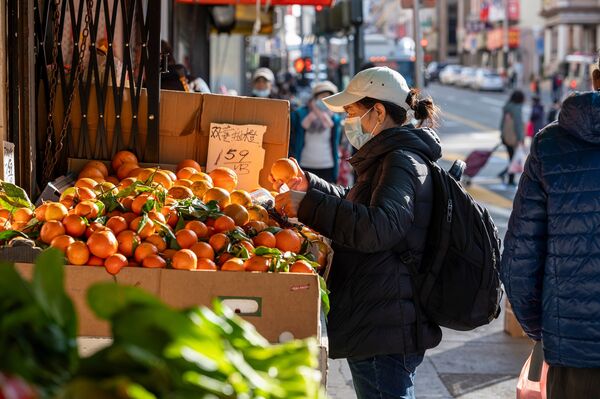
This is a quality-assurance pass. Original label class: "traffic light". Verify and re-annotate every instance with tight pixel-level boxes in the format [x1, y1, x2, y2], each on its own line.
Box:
[293, 57, 313, 74]
[420, 38, 428, 48]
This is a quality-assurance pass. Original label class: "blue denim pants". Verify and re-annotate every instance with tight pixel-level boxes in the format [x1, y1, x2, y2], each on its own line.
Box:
[347, 352, 425, 399]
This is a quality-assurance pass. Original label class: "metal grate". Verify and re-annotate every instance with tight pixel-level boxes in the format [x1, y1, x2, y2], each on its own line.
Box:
[34, 0, 161, 182]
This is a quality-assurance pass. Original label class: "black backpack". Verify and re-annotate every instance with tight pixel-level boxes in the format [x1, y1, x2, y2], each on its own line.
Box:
[402, 151, 503, 336]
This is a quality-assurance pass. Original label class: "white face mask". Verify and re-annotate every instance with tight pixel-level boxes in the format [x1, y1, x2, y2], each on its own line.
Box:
[252, 88, 270, 98]
[343, 107, 380, 150]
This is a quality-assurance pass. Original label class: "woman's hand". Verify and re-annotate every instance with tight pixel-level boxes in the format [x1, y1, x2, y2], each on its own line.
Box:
[274, 190, 307, 218]
[269, 157, 310, 193]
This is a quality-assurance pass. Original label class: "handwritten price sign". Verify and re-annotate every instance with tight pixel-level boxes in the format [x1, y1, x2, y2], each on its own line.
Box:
[206, 123, 267, 190]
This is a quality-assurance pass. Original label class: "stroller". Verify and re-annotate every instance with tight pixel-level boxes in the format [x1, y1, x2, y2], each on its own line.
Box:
[462, 143, 503, 186]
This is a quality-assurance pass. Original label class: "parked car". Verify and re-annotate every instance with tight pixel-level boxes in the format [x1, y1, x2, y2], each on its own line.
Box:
[426, 62, 449, 82]
[472, 69, 505, 91]
[439, 65, 462, 85]
[456, 67, 477, 87]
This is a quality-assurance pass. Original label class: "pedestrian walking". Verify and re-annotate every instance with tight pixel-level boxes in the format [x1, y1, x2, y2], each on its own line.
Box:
[272, 67, 443, 399]
[499, 90, 525, 185]
[547, 100, 561, 124]
[529, 96, 545, 136]
[501, 54, 600, 399]
[289, 81, 342, 183]
[250, 67, 279, 99]
[551, 72, 563, 101]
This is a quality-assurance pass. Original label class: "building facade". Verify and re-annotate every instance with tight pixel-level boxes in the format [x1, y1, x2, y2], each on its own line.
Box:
[541, 0, 600, 73]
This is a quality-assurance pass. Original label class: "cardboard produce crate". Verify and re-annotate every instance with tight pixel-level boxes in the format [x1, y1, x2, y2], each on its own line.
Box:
[15, 263, 321, 342]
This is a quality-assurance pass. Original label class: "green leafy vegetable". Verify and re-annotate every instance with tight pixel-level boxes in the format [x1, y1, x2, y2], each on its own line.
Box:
[0, 182, 34, 211]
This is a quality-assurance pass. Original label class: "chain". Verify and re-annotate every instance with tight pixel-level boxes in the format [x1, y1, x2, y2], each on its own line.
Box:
[42, 0, 63, 183]
[43, 0, 94, 182]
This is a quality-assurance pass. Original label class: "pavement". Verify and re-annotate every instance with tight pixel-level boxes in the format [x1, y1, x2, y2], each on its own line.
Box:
[326, 82, 552, 398]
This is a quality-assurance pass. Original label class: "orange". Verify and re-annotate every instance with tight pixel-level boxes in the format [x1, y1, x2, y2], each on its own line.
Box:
[145, 234, 167, 252]
[136, 168, 155, 182]
[87, 256, 105, 266]
[50, 235, 75, 254]
[244, 256, 271, 272]
[121, 212, 137, 225]
[173, 179, 193, 188]
[106, 176, 120, 185]
[152, 170, 173, 189]
[240, 240, 255, 254]
[127, 167, 143, 179]
[267, 218, 280, 228]
[176, 159, 202, 173]
[190, 241, 215, 261]
[105, 254, 128, 275]
[176, 167, 198, 181]
[165, 170, 178, 182]
[118, 177, 137, 189]
[176, 229, 198, 249]
[209, 233, 230, 252]
[209, 167, 238, 193]
[134, 242, 158, 263]
[117, 162, 139, 181]
[117, 230, 141, 257]
[75, 200, 100, 219]
[190, 180, 212, 198]
[95, 182, 118, 196]
[229, 190, 253, 208]
[270, 158, 298, 183]
[34, 203, 48, 222]
[167, 186, 194, 200]
[253, 231, 277, 248]
[223, 204, 249, 226]
[197, 258, 217, 271]
[142, 254, 167, 269]
[185, 220, 208, 239]
[147, 210, 166, 225]
[120, 196, 134, 211]
[214, 215, 236, 233]
[13, 208, 33, 223]
[221, 257, 245, 272]
[247, 205, 269, 223]
[162, 249, 177, 259]
[62, 214, 86, 237]
[0, 209, 11, 220]
[172, 249, 197, 270]
[289, 260, 315, 274]
[66, 241, 90, 265]
[164, 208, 179, 228]
[106, 216, 128, 235]
[244, 220, 268, 234]
[275, 229, 302, 253]
[75, 177, 99, 190]
[132, 193, 155, 215]
[78, 167, 105, 181]
[129, 216, 155, 239]
[84, 161, 109, 178]
[189, 172, 213, 185]
[11, 222, 27, 231]
[85, 221, 105, 239]
[203, 187, 230, 209]
[87, 230, 119, 259]
[112, 150, 138, 173]
[45, 202, 68, 221]
[40, 220, 66, 244]
[77, 187, 97, 201]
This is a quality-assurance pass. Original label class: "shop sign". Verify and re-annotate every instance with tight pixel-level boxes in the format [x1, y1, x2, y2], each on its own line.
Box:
[177, 0, 333, 5]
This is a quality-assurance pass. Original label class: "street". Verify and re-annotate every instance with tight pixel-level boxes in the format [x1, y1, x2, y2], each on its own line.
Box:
[327, 83, 535, 399]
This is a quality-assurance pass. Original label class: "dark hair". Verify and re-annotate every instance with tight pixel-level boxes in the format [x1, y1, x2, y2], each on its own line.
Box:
[509, 90, 525, 104]
[358, 88, 439, 128]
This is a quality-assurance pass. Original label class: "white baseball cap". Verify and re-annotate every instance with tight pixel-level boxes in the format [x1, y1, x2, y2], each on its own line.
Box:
[312, 81, 338, 97]
[253, 67, 275, 83]
[323, 67, 412, 112]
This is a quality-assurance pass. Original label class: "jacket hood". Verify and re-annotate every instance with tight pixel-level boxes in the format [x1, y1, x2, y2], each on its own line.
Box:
[558, 92, 600, 144]
[350, 125, 442, 173]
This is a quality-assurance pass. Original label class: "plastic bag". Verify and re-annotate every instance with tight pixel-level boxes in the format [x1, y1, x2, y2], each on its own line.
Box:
[526, 121, 535, 137]
[509, 145, 527, 175]
[516, 341, 549, 399]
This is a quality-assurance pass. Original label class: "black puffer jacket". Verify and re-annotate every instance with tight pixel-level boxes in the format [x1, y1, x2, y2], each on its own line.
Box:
[298, 126, 443, 359]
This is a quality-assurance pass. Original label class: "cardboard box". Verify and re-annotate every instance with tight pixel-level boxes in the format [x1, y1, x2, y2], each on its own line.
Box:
[504, 299, 528, 338]
[14, 263, 321, 342]
[48, 87, 290, 189]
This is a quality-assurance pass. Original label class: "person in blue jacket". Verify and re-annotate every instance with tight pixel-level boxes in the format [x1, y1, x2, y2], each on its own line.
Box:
[501, 54, 600, 398]
[290, 81, 342, 183]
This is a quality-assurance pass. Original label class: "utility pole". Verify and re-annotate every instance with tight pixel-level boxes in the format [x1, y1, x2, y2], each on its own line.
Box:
[502, 0, 509, 73]
[413, 0, 424, 88]
[351, 0, 364, 76]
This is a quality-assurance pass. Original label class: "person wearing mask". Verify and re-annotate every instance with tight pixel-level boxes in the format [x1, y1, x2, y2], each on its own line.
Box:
[501, 53, 600, 399]
[529, 95, 545, 136]
[251, 67, 278, 99]
[272, 67, 442, 398]
[499, 90, 525, 186]
[289, 81, 342, 183]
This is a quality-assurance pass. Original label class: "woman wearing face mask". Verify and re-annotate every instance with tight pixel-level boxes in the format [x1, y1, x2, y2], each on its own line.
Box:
[289, 81, 342, 183]
[272, 67, 443, 399]
[250, 67, 278, 99]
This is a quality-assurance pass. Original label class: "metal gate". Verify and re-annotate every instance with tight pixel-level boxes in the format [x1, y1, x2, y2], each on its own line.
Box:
[34, 0, 161, 184]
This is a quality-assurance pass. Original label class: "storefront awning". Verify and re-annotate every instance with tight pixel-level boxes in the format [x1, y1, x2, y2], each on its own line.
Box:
[176, 0, 333, 6]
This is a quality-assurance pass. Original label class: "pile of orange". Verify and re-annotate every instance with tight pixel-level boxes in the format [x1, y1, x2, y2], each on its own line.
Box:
[3, 151, 328, 276]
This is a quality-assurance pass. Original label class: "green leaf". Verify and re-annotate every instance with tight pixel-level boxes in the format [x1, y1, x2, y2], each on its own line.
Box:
[0, 181, 34, 211]
[318, 275, 330, 315]
[0, 229, 28, 242]
[175, 215, 186, 232]
[264, 226, 282, 235]
[154, 219, 176, 243]
[137, 213, 150, 235]
[254, 246, 282, 257]
[142, 198, 156, 214]
[95, 200, 106, 218]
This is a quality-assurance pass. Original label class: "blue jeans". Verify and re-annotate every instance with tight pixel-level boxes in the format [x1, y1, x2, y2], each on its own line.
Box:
[347, 352, 425, 399]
